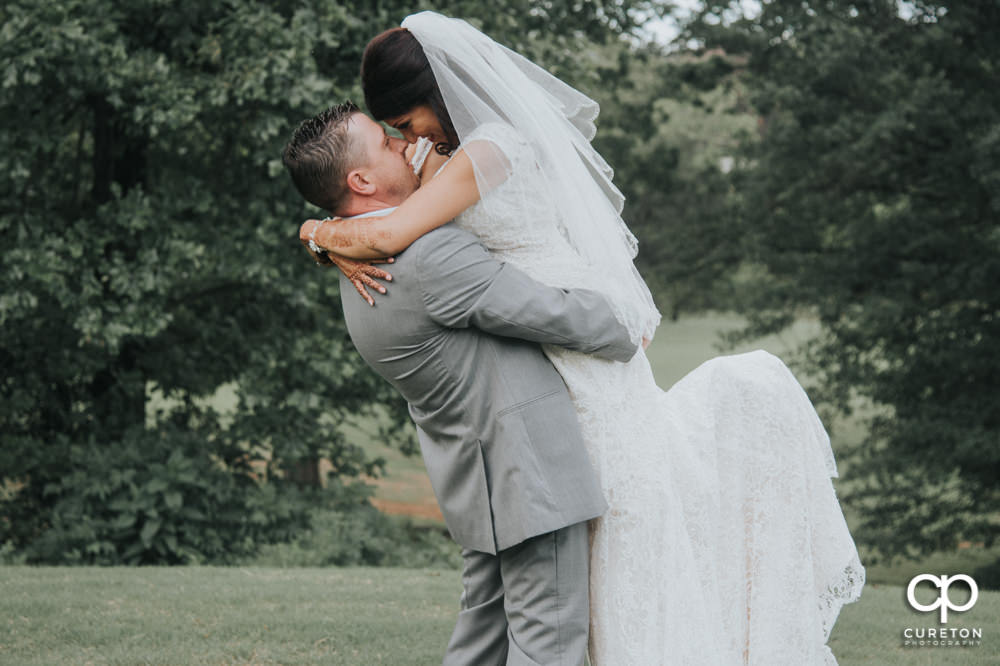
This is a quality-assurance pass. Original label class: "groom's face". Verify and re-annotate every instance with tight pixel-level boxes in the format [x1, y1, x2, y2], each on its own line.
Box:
[350, 113, 419, 205]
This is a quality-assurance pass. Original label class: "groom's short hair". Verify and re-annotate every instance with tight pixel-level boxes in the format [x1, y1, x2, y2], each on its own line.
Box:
[282, 102, 364, 214]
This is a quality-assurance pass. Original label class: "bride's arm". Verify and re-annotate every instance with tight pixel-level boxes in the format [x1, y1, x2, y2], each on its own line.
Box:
[312, 149, 484, 260]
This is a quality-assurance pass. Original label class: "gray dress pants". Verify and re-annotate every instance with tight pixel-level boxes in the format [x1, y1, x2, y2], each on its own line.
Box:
[443, 521, 590, 666]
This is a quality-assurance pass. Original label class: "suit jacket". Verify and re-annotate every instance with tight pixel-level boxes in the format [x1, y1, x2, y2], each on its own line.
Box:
[340, 224, 637, 553]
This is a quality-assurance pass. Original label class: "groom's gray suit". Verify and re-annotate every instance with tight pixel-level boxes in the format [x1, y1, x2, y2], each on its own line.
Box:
[339, 221, 636, 665]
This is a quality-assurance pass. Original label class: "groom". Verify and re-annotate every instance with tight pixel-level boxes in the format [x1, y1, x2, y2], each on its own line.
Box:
[283, 103, 637, 665]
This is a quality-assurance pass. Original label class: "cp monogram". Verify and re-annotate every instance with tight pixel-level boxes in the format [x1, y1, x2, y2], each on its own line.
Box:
[906, 574, 979, 623]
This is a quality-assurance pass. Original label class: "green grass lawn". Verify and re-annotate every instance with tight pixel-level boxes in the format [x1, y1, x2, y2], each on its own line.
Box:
[2, 567, 997, 664]
[0, 567, 458, 665]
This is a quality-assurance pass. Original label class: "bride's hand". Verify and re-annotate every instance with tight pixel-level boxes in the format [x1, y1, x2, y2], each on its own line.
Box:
[299, 219, 394, 306]
[328, 252, 394, 307]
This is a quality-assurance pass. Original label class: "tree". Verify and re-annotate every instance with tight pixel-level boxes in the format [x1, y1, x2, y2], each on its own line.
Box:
[0, 0, 655, 563]
[687, 1, 1000, 561]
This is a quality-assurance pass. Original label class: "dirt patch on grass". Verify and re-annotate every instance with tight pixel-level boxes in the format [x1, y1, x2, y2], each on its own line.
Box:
[368, 471, 444, 522]
[370, 497, 444, 521]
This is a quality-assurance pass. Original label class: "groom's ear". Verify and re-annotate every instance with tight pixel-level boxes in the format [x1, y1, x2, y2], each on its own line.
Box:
[346, 168, 376, 197]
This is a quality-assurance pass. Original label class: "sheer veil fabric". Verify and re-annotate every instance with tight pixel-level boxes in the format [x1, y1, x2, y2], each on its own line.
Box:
[402, 11, 661, 344]
[399, 11, 865, 665]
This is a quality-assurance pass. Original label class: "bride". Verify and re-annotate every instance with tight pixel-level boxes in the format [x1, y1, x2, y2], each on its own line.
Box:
[308, 11, 864, 664]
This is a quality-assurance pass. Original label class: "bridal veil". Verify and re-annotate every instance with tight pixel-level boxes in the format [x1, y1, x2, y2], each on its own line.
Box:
[401, 11, 661, 343]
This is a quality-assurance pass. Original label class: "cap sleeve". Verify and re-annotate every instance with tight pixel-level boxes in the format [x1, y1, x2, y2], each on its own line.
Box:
[460, 122, 534, 196]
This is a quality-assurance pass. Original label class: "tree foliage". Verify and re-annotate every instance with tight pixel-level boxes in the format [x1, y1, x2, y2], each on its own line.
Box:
[0, 0, 653, 563]
[687, 1, 1000, 559]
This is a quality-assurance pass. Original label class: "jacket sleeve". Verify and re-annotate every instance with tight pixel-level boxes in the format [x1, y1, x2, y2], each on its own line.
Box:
[416, 226, 638, 362]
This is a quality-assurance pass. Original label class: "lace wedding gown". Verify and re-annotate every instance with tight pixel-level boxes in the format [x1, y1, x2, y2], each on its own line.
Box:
[426, 124, 865, 664]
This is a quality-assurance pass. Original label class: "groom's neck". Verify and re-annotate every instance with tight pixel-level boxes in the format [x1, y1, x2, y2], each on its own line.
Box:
[340, 195, 405, 218]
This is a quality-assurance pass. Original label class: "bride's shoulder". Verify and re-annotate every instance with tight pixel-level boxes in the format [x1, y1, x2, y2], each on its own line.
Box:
[462, 122, 534, 167]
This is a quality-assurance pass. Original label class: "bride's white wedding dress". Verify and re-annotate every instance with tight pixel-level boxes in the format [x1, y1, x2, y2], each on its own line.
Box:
[436, 123, 865, 664]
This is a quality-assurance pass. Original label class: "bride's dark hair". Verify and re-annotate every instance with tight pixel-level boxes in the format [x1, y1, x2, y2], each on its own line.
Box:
[361, 27, 459, 154]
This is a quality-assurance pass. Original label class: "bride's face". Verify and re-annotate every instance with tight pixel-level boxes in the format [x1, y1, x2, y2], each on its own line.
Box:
[384, 105, 446, 145]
